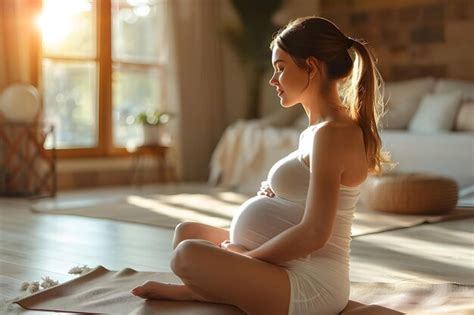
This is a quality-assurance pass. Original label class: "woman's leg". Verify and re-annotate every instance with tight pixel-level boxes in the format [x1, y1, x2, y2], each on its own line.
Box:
[133, 222, 228, 303]
[133, 239, 291, 315]
[172, 222, 229, 249]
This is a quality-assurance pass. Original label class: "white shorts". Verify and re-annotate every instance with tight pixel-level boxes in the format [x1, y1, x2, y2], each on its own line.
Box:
[283, 258, 350, 315]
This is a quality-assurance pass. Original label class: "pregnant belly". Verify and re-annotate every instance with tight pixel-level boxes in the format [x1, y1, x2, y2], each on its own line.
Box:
[229, 196, 305, 251]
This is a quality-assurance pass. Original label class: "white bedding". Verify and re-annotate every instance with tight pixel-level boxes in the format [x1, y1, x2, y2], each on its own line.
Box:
[381, 130, 474, 188]
[209, 120, 474, 193]
[209, 120, 301, 194]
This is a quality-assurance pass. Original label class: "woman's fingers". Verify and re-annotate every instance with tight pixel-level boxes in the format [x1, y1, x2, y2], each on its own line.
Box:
[219, 240, 234, 250]
[218, 240, 227, 248]
[219, 240, 248, 254]
[257, 181, 275, 198]
[257, 189, 274, 197]
[257, 181, 275, 197]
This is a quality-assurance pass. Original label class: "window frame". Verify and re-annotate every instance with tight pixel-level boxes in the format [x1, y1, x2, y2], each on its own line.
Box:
[41, 0, 164, 158]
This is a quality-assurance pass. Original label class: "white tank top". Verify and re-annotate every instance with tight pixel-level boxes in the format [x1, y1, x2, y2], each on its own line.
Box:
[230, 124, 362, 265]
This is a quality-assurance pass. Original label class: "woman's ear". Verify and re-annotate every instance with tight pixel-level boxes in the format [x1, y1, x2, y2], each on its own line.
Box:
[306, 57, 321, 80]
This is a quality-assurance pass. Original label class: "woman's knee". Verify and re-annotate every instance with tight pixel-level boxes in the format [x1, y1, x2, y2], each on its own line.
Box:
[171, 239, 213, 276]
[173, 222, 201, 249]
[175, 222, 200, 238]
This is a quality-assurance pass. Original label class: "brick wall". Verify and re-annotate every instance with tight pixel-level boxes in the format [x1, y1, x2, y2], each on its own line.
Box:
[320, 0, 474, 81]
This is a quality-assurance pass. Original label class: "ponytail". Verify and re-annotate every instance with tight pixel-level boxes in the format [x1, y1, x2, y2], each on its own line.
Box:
[341, 38, 391, 174]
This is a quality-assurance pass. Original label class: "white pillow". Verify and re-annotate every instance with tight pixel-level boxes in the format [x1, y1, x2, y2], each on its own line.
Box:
[382, 101, 420, 129]
[382, 77, 436, 129]
[455, 101, 474, 131]
[384, 77, 435, 105]
[433, 79, 474, 101]
[408, 91, 463, 133]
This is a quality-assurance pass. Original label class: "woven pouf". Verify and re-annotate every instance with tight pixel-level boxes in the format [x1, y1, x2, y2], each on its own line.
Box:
[361, 173, 459, 215]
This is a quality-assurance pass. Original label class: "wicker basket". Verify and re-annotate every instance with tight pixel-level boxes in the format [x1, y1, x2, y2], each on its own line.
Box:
[361, 173, 459, 215]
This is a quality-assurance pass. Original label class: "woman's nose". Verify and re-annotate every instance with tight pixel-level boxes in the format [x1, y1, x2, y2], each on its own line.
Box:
[269, 74, 278, 86]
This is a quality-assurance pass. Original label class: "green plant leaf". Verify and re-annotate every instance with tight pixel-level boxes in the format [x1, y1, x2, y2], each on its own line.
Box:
[134, 110, 175, 126]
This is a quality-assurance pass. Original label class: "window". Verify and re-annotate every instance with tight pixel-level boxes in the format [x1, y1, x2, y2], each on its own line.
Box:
[40, 0, 166, 157]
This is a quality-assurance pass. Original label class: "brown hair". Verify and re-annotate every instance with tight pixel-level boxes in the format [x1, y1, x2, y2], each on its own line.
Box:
[270, 16, 390, 174]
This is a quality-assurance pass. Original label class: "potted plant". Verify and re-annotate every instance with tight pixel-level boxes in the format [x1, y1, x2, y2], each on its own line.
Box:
[134, 110, 174, 145]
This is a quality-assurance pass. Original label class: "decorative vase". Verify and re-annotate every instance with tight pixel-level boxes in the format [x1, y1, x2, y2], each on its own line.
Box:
[142, 125, 163, 145]
[0, 84, 40, 124]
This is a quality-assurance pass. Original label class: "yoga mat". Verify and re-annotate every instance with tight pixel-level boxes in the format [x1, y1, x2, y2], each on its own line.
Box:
[10, 266, 243, 315]
[9, 266, 473, 314]
[31, 183, 474, 237]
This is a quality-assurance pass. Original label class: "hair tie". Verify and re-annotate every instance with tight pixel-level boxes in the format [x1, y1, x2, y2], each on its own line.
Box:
[346, 37, 355, 49]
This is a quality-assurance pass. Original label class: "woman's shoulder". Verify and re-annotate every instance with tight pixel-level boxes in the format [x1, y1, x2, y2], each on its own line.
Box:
[310, 120, 366, 166]
[312, 119, 362, 143]
[315, 119, 368, 178]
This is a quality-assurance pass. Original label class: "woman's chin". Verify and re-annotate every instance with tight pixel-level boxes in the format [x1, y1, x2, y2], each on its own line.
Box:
[280, 100, 297, 108]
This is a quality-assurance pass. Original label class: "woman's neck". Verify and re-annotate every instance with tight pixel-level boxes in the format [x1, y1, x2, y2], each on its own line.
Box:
[302, 81, 346, 125]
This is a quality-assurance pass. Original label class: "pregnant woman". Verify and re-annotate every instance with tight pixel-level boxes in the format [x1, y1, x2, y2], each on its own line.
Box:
[131, 16, 389, 315]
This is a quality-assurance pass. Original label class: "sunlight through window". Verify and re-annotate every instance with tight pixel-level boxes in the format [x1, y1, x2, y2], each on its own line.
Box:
[37, 0, 93, 54]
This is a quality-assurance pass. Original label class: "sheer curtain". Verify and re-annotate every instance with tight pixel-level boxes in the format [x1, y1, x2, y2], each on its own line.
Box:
[165, 0, 226, 181]
[0, 0, 41, 93]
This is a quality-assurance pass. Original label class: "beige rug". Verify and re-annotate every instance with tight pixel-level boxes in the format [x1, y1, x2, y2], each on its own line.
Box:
[9, 266, 473, 315]
[31, 183, 474, 237]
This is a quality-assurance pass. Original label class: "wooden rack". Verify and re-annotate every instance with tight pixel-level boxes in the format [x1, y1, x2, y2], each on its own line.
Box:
[0, 123, 56, 197]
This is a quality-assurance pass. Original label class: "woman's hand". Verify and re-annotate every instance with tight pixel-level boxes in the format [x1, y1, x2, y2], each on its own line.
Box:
[257, 181, 275, 198]
[218, 240, 248, 255]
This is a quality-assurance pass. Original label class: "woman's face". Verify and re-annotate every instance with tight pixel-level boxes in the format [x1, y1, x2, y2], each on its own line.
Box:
[269, 46, 311, 107]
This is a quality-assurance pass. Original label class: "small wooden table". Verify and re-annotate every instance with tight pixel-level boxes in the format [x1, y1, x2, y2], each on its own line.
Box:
[127, 144, 175, 187]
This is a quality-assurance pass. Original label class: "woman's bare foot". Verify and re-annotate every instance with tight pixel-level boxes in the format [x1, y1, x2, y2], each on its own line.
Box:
[130, 281, 201, 301]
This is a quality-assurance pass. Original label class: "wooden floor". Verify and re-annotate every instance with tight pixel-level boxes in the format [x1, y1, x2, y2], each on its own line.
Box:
[1, 185, 473, 314]
[0, 191, 176, 314]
